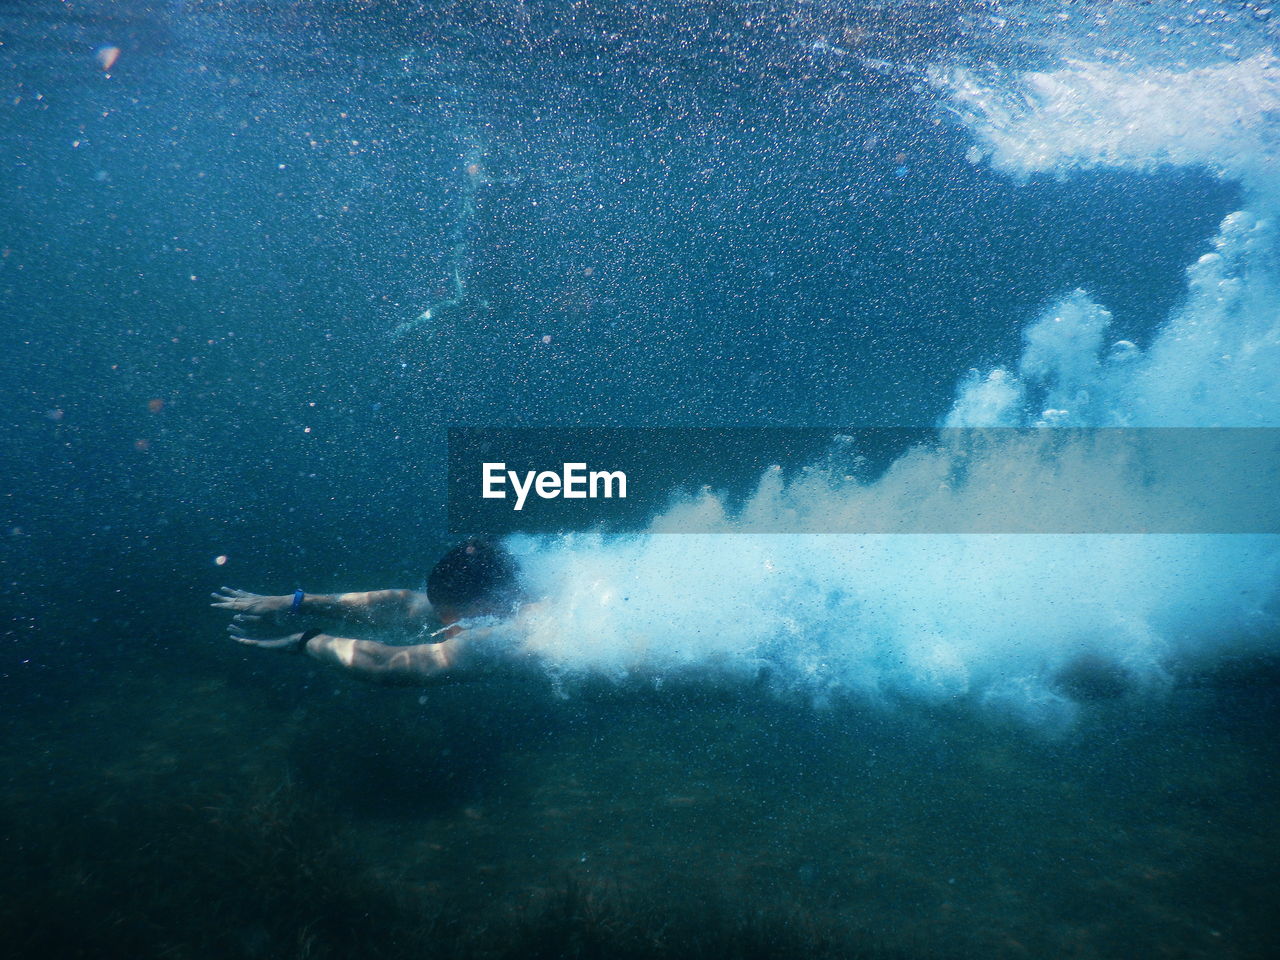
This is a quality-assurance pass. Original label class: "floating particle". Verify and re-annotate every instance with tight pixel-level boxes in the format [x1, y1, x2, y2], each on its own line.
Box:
[541, 334, 552, 344]
[148, 398, 165, 413]
[214, 555, 228, 566]
[46, 408, 64, 422]
[965, 145, 985, 165]
[97, 46, 121, 71]
[134, 438, 150, 452]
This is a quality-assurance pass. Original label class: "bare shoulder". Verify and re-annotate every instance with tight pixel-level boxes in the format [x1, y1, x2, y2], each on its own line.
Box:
[449, 615, 540, 669]
[404, 590, 435, 622]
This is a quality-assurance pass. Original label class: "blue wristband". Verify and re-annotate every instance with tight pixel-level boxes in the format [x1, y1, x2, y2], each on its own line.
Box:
[291, 588, 305, 613]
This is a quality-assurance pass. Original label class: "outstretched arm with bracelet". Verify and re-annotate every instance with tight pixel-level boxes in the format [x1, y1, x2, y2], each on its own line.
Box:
[210, 587, 434, 635]
[210, 541, 526, 687]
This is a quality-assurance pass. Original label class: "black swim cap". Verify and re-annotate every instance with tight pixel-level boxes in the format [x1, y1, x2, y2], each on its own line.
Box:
[426, 540, 521, 618]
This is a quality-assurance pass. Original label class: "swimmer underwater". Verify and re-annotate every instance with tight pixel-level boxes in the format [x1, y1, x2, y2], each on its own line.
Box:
[213, 538, 1141, 701]
[211, 541, 538, 684]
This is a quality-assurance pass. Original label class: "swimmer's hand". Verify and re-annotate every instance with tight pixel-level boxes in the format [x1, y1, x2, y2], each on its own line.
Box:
[227, 621, 309, 653]
[210, 587, 295, 630]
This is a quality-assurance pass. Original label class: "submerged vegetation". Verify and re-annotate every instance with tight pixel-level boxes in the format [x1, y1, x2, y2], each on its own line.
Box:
[0, 652, 900, 960]
[3, 649, 1278, 959]
[1, 758, 886, 959]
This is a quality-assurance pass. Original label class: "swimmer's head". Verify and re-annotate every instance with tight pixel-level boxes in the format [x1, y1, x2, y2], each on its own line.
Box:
[427, 539, 522, 623]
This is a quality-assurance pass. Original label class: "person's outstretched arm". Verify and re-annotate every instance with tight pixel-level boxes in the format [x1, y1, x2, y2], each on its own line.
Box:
[211, 587, 433, 631]
[229, 625, 469, 685]
[305, 632, 461, 684]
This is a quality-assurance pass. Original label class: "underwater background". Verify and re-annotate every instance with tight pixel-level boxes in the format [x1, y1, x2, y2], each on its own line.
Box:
[3, 1, 1279, 957]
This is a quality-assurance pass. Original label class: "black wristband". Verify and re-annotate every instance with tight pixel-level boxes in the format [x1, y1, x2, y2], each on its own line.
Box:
[296, 628, 323, 653]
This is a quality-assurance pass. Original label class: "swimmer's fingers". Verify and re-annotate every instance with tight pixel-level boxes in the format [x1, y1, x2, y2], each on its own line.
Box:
[214, 586, 256, 599]
[232, 613, 263, 624]
[234, 635, 303, 651]
[226, 619, 278, 640]
[210, 588, 284, 615]
[228, 623, 305, 651]
[210, 586, 256, 609]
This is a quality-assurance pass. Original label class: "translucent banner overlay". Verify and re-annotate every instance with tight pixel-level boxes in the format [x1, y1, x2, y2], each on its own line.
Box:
[447, 428, 1280, 535]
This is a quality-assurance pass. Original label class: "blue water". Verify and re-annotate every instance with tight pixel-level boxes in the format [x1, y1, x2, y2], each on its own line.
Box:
[2, 2, 1279, 958]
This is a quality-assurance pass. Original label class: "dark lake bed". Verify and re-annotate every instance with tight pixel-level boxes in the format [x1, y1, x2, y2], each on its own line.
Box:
[5, 644, 1277, 959]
